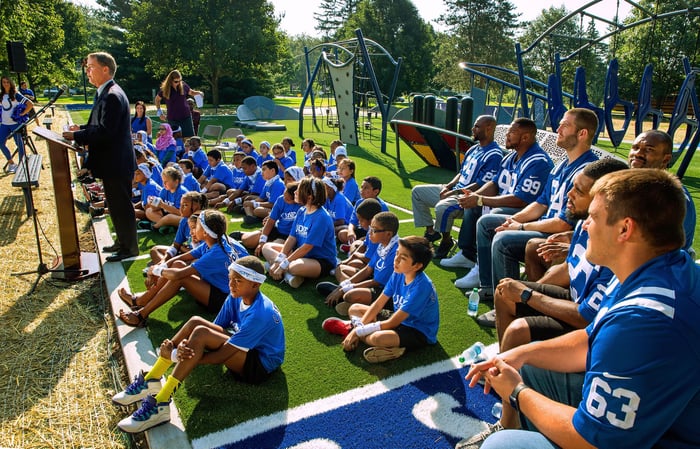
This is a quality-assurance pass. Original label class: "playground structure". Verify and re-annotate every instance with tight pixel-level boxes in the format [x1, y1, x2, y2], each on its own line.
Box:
[387, 1, 700, 178]
[298, 28, 402, 154]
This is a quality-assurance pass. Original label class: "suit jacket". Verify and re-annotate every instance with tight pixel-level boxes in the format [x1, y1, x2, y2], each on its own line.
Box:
[73, 79, 136, 179]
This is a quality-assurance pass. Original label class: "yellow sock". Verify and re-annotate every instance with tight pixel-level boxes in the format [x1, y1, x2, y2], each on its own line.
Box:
[144, 357, 172, 381]
[155, 375, 180, 403]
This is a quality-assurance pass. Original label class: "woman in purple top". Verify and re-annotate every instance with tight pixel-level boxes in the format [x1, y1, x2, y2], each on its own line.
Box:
[154, 70, 203, 138]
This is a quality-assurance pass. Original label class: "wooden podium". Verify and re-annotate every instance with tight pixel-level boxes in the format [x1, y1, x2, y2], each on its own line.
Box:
[32, 126, 100, 280]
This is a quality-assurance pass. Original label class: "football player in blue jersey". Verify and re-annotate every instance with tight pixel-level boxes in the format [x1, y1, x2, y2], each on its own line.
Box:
[463, 169, 700, 449]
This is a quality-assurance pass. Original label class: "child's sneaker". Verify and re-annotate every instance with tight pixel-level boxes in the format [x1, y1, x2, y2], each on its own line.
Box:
[363, 346, 406, 363]
[322, 317, 352, 337]
[335, 301, 351, 316]
[284, 272, 304, 288]
[112, 371, 161, 406]
[339, 243, 351, 253]
[117, 395, 170, 433]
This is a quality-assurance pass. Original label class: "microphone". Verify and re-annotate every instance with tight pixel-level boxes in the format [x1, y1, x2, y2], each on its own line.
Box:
[48, 85, 67, 105]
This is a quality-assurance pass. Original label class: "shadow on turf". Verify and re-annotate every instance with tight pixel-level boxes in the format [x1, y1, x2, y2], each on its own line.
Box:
[0, 195, 28, 245]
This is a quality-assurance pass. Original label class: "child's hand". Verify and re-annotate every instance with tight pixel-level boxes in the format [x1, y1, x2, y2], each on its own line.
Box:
[342, 331, 359, 352]
[159, 339, 174, 359]
[325, 288, 343, 306]
[269, 263, 284, 280]
[177, 339, 195, 360]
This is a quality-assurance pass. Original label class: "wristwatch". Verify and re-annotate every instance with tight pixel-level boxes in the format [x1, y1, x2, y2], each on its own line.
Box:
[520, 288, 533, 305]
[509, 382, 531, 411]
[476, 195, 484, 207]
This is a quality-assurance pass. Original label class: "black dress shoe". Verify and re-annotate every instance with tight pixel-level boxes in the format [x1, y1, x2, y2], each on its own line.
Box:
[102, 243, 121, 252]
[106, 252, 137, 262]
[316, 281, 339, 297]
[74, 199, 90, 213]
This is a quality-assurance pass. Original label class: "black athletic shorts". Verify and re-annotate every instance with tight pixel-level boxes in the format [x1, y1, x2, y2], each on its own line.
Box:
[230, 348, 273, 385]
[395, 324, 428, 351]
[514, 280, 576, 341]
[206, 285, 228, 313]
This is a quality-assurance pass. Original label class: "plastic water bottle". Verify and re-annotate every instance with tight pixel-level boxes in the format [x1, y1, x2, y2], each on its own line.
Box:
[467, 288, 480, 316]
[458, 341, 485, 365]
[491, 402, 503, 419]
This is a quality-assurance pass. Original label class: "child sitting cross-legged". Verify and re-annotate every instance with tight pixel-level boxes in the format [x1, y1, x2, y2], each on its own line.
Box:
[262, 177, 336, 289]
[234, 182, 301, 254]
[323, 236, 439, 363]
[148, 191, 208, 264]
[118, 210, 248, 327]
[242, 160, 285, 225]
[114, 256, 285, 433]
[318, 211, 399, 316]
[143, 165, 189, 233]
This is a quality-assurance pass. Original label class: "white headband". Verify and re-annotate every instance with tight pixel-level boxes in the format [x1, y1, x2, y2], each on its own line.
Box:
[228, 262, 266, 284]
[322, 177, 337, 192]
[199, 213, 218, 239]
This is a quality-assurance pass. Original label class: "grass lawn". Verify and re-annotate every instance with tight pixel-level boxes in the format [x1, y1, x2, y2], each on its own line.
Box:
[68, 106, 699, 441]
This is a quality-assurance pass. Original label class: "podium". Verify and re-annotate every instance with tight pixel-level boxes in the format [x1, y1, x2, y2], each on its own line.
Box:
[32, 126, 100, 280]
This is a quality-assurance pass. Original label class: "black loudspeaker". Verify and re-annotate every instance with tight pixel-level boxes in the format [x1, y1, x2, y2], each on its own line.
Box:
[6, 41, 28, 73]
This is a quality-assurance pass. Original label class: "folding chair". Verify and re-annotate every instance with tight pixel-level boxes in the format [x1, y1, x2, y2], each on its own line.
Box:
[200, 124, 223, 150]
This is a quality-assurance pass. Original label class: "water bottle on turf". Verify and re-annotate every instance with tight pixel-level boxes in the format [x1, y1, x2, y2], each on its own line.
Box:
[467, 288, 480, 317]
[458, 341, 485, 365]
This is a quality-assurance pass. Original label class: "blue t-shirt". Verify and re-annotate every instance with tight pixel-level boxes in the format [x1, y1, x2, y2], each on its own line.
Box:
[182, 173, 200, 193]
[229, 167, 248, 190]
[275, 155, 294, 170]
[291, 206, 336, 266]
[269, 197, 300, 236]
[349, 196, 390, 227]
[455, 141, 504, 189]
[159, 184, 189, 210]
[573, 250, 700, 448]
[325, 191, 353, 225]
[189, 238, 249, 294]
[287, 148, 297, 164]
[343, 177, 361, 205]
[204, 161, 234, 189]
[261, 177, 285, 204]
[156, 143, 177, 166]
[382, 271, 439, 344]
[189, 148, 209, 172]
[256, 153, 274, 166]
[495, 142, 553, 203]
[147, 157, 164, 187]
[214, 292, 285, 373]
[139, 179, 162, 205]
[369, 239, 399, 287]
[536, 150, 598, 223]
[249, 169, 265, 195]
[173, 216, 191, 247]
[566, 221, 612, 323]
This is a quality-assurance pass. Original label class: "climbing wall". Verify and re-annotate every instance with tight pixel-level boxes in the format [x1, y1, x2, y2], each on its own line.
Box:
[325, 55, 358, 145]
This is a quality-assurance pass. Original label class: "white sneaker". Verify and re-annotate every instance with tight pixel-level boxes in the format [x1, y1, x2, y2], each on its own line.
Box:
[455, 264, 480, 289]
[284, 272, 304, 288]
[440, 251, 476, 268]
[117, 395, 171, 433]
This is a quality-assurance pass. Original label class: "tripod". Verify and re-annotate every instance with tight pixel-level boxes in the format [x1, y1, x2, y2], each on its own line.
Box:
[9, 91, 89, 294]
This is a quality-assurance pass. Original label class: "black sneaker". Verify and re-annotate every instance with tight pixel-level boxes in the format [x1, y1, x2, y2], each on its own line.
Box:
[243, 215, 262, 225]
[423, 230, 441, 243]
[229, 231, 243, 240]
[316, 281, 339, 297]
[433, 237, 455, 259]
[74, 199, 90, 213]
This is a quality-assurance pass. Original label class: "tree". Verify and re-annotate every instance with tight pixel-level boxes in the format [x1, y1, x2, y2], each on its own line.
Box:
[125, 0, 285, 105]
[614, 0, 700, 107]
[519, 6, 607, 104]
[337, 0, 436, 95]
[434, 0, 519, 90]
[313, 0, 361, 39]
[0, 0, 82, 91]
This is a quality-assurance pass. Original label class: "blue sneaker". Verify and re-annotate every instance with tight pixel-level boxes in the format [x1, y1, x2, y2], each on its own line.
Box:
[112, 370, 161, 406]
[117, 395, 171, 433]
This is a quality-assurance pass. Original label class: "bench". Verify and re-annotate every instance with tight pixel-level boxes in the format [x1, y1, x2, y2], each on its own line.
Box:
[12, 153, 43, 217]
[494, 124, 625, 165]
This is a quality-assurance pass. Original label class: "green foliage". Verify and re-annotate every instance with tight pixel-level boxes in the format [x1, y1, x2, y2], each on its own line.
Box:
[338, 0, 437, 95]
[615, 0, 700, 106]
[519, 6, 607, 105]
[313, 0, 361, 39]
[433, 0, 519, 90]
[125, 0, 285, 106]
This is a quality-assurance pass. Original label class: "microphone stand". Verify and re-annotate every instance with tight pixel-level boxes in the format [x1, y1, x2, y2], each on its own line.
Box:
[9, 88, 89, 295]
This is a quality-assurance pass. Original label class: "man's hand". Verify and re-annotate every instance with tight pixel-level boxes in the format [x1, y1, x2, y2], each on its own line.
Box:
[495, 277, 527, 304]
[457, 190, 478, 209]
[536, 241, 570, 263]
[495, 217, 522, 233]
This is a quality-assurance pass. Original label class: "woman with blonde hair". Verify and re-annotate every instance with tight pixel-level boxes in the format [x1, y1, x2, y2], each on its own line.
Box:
[154, 70, 203, 138]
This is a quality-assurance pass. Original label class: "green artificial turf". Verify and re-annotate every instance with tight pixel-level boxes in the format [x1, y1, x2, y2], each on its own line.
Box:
[67, 106, 700, 440]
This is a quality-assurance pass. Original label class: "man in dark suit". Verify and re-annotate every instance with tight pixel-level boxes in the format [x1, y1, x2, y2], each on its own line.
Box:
[63, 52, 138, 262]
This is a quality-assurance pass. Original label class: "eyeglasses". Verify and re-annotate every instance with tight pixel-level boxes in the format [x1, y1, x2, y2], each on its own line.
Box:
[369, 227, 386, 234]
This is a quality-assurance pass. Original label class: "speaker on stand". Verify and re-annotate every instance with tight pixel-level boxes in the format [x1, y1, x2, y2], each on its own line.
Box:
[7, 41, 28, 74]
